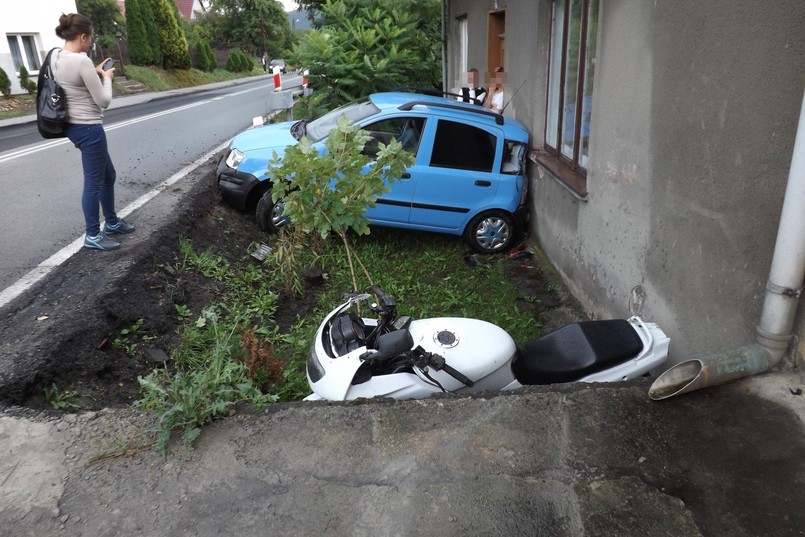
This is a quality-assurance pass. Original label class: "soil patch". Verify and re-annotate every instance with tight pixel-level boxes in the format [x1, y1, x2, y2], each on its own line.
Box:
[0, 163, 584, 412]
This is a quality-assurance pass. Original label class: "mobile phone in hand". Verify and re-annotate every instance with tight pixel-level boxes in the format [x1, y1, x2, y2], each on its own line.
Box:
[102, 59, 115, 71]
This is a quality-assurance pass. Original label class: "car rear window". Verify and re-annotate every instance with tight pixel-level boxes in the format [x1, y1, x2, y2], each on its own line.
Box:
[307, 100, 381, 142]
[430, 120, 497, 172]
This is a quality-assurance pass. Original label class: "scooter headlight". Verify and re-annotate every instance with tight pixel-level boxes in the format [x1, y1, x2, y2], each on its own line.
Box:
[307, 341, 326, 383]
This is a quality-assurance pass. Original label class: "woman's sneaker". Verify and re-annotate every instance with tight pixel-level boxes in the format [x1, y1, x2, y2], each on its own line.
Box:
[84, 232, 120, 251]
[104, 219, 135, 234]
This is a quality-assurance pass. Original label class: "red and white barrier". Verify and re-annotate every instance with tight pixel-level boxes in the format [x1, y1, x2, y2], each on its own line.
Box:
[272, 65, 282, 91]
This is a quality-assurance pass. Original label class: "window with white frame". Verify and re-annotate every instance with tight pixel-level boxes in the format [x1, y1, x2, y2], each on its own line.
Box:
[545, 0, 599, 173]
[458, 15, 468, 81]
[7, 34, 41, 73]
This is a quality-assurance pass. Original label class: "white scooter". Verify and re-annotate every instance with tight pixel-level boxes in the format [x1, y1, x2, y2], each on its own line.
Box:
[305, 287, 670, 401]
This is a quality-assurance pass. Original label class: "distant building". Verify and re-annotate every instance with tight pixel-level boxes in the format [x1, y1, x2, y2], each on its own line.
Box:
[0, 0, 78, 95]
[174, 0, 203, 21]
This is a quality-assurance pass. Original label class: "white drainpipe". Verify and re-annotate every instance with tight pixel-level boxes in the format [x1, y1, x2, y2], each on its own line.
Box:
[649, 89, 805, 400]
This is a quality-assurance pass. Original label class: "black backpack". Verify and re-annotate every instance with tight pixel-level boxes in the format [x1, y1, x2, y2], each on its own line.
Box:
[36, 48, 68, 139]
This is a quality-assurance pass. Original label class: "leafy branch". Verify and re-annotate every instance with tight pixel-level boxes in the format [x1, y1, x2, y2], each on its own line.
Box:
[267, 115, 413, 292]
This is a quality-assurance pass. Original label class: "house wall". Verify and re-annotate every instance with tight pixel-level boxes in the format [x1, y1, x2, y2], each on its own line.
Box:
[1, 0, 78, 95]
[445, 0, 805, 365]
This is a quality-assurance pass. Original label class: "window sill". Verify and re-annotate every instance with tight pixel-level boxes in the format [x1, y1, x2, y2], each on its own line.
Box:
[530, 149, 588, 200]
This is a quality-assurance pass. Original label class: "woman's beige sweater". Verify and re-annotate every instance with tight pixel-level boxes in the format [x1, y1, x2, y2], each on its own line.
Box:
[52, 49, 112, 124]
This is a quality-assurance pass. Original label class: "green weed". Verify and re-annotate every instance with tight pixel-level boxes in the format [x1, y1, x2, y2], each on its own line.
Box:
[44, 384, 81, 410]
[134, 312, 277, 454]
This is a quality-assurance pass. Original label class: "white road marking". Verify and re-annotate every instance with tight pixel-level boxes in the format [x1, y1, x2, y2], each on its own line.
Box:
[0, 140, 231, 309]
[0, 82, 273, 165]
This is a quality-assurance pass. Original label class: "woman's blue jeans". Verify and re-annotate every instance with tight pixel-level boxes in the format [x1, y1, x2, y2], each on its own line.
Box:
[66, 123, 118, 236]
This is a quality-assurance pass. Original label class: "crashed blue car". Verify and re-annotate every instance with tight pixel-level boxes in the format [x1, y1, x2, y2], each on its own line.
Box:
[217, 92, 530, 253]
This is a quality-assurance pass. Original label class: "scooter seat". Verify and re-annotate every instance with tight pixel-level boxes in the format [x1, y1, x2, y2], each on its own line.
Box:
[512, 320, 643, 385]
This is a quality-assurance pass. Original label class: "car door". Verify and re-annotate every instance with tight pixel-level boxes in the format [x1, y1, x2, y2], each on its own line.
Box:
[409, 119, 501, 231]
[360, 116, 427, 225]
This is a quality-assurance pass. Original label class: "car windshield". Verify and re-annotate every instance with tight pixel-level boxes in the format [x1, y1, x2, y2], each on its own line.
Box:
[306, 99, 381, 142]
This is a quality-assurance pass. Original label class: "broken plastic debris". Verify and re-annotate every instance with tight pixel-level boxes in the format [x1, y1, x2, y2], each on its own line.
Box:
[251, 243, 273, 262]
[36, 315, 49, 321]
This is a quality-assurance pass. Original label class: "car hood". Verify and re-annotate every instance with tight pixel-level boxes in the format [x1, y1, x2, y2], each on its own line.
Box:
[232, 121, 299, 153]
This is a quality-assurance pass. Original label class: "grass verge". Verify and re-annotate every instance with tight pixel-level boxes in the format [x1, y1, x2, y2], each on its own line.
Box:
[134, 228, 541, 452]
[123, 65, 266, 92]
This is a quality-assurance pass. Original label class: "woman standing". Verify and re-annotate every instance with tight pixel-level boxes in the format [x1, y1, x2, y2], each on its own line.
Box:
[484, 67, 505, 114]
[54, 13, 134, 251]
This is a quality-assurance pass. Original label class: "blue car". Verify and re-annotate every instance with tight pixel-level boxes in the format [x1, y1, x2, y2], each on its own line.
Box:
[217, 92, 530, 253]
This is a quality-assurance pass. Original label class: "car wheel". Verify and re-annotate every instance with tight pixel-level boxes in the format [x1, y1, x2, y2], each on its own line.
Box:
[464, 210, 515, 254]
[256, 190, 290, 233]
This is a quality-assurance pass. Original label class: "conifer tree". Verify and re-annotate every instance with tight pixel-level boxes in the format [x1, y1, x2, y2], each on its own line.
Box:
[125, 0, 154, 66]
[0, 66, 12, 97]
[140, 0, 163, 66]
[18, 65, 36, 94]
[148, 0, 191, 69]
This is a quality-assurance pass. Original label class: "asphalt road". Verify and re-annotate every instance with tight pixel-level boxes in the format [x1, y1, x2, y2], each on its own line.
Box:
[0, 76, 290, 295]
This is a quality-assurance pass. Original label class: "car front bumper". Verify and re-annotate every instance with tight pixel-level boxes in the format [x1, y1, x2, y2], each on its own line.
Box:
[217, 156, 260, 211]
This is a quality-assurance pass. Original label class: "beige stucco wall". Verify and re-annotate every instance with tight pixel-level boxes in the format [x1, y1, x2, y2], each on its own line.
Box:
[445, 0, 805, 366]
[0, 0, 78, 94]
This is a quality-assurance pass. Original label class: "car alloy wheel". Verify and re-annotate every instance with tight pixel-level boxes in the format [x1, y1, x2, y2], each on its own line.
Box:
[464, 210, 515, 254]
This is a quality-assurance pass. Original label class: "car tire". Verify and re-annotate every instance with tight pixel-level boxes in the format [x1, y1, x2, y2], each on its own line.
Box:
[256, 190, 290, 233]
[464, 210, 516, 254]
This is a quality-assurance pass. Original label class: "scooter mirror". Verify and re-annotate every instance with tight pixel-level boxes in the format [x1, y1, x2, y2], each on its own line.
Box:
[374, 329, 414, 360]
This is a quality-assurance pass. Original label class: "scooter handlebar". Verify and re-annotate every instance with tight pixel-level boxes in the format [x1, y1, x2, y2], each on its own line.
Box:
[420, 350, 475, 387]
[438, 362, 475, 388]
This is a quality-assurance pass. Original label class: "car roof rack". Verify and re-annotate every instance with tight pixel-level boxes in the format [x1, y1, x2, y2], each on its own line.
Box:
[392, 87, 485, 107]
[397, 99, 504, 125]
[391, 86, 464, 99]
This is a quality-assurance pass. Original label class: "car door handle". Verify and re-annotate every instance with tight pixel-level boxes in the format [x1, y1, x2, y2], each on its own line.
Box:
[474, 180, 491, 187]
[401, 172, 411, 179]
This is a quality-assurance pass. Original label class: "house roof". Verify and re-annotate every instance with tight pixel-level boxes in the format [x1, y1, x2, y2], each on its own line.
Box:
[174, 0, 195, 20]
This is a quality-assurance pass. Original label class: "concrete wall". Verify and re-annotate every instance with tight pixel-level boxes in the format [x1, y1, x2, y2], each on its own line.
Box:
[1, 0, 78, 95]
[445, 0, 805, 366]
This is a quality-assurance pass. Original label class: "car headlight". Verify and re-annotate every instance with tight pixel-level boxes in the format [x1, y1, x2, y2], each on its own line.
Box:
[225, 148, 244, 169]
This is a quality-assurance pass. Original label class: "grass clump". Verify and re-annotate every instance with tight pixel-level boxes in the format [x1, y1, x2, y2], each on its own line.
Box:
[134, 308, 277, 454]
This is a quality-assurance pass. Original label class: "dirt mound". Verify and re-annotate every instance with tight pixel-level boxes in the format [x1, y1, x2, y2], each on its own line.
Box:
[0, 160, 264, 409]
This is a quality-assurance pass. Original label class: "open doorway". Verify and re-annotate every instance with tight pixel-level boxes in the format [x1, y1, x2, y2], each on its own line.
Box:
[487, 9, 505, 76]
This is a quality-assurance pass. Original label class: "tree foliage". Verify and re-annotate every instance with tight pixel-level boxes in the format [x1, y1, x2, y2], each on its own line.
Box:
[76, 0, 125, 49]
[292, 0, 442, 111]
[195, 0, 291, 58]
[0, 67, 11, 97]
[195, 40, 217, 72]
[18, 65, 36, 95]
[267, 116, 414, 291]
[148, 0, 192, 69]
[225, 49, 252, 72]
[126, 0, 158, 66]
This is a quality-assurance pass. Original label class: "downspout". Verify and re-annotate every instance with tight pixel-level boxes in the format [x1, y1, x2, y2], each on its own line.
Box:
[649, 89, 805, 400]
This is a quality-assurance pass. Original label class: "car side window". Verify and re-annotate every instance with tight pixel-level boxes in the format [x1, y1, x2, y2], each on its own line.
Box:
[362, 117, 426, 159]
[430, 120, 497, 172]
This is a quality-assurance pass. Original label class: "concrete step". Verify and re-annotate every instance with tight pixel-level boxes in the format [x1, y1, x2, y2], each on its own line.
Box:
[115, 79, 148, 94]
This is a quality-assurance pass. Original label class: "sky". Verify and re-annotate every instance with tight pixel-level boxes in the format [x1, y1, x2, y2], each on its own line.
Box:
[279, 0, 298, 11]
